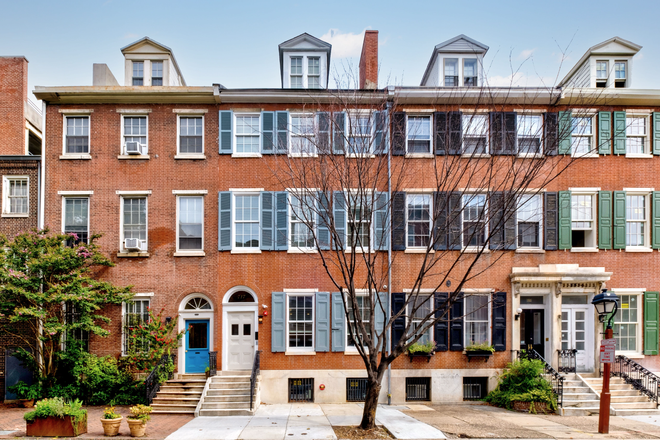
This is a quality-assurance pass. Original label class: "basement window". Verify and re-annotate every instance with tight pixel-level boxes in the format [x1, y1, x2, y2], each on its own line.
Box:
[463, 377, 488, 400]
[405, 377, 431, 401]
[346, 378, 368, 402]
[289, 378, 314, 402]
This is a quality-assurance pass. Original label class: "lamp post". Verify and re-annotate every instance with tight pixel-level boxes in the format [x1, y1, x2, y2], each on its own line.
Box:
[591, 288, 619, 434]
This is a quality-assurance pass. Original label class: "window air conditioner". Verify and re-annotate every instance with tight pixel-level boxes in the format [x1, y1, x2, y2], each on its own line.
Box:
[125, 141, 143, 155]
[124, 238, 147, 252]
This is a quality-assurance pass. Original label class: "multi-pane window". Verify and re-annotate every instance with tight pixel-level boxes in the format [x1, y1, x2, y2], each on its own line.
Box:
[407, 116, 431, 153]
[613, 294, 639, 352]
[4, 177, 28, 214]
[464, 295, 489, 346]
[347, 296, 370, 348]
[123, 299, 150, 354]
[290, 194, 315, 249]
[407, 194, 431, 248]
[626, 116, 647, 154]
[123, 197, 147, 245]
[132, 61, 144, 86]
[348, 198, 371, 249]
[151, 61, 163, 86]
[64, 197, 89, 244]
[235, 114, 260, 153]
[64, 302, 89, 351]
[626, 195, 646, 247]
[596, 61, 608, 79]
[571, 116, 593, 156]
[65, 117, 89, 154]
[462, 114, 488, 154]
[288, 295, 314, 349]
[234, 194, 259, 248]
[308, 57, 320, 89]
[462, 194, 486, 247]
[444, 59, 458, 86]
[571, 194, 596, 248]
[408, 294, 432, 344]
[615, 62, 626, 79]
[178, 196, 203, 250]
[123, 116, 147, 152]
[179, 117, 203, 154]
[290, 114, 315, 155]
[517, 115, 542, 154]
[517, 194, 541, 248]
[463, 59, 478, 86]
[290, 57, 303, 88]
[348, 113, 372, 154]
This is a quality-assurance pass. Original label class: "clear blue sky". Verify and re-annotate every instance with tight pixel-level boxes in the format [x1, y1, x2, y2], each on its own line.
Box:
[3, 0, 660, 103]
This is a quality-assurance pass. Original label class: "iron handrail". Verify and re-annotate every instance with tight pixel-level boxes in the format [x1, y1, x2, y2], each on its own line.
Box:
[250, 350, 261, 411]
[519, 349, 564, 408]
[558, 349, 578, 373]
[145, 354, 176, 404]
[612, 355, 659, 404]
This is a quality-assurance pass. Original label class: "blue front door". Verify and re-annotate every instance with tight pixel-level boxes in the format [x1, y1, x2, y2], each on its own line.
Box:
[185, 320, 209, 373]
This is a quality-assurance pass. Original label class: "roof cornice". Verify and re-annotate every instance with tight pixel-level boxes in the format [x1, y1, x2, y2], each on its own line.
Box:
[33, 86, 214, 104]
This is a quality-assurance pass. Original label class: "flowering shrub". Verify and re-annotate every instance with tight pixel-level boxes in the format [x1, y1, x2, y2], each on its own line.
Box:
[122, 308, 184, 372]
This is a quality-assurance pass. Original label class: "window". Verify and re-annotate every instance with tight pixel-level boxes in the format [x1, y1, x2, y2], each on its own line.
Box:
[571, 193, 596, 248]
[122, 197, 147, 251]
[517, 194, 541, 248]
[347, 198, 372, 249]
[123, 298, 150, 355]
[234, 194, 259, 248]
[464, 294, 490, 346]
[3, 176, 28, 215]
[177, 196, 203, 251]
[596, 61, 608, 87]
[444, 58, 458, 86]
[178, 116, 203, 154]
[290, 193, 315, 249]
[290, 57, 303, 88]
[347, 295, 370, 348]
[287, 294, 314, 350]
[626, 194, 647, 247]
[407, 194, 431, 248]
[463, 59, 478, 86]
[290, 114, 315, 155]
[151, 61, 163, 86]
[517, 115, 542, 154]
[64, 302, 89, 351]
[346, 378, 368, 402]
[132, 61, 144, 86]
[64, 197, 89, 244]
[462, 114, 488, 154]
[289, 378, 314, 402]
[65, 116, 89, 154]
[406, 377, 431, 401]
[613, 293, 640, 353]
[235, 114, 260, 154]
[348, 113, 373, 154]
[571, 116, 593, 156]
[615, 61, 626, 87]
[308, 57, 320, 89]
[626, 116, 648, 155]
[407, 115, 431, 153]
[123, 116, 147, 154]
[462, 194, 486, 247]
[408, 294, 432, 343]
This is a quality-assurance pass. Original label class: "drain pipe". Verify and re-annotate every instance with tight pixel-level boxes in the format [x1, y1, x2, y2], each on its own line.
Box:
[386, 98, 393, 406]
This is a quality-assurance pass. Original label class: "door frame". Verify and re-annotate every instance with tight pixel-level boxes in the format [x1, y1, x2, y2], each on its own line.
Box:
[519, 294, 550, 361]
[177, 293, 215, 375]
[184, 319, 210, 373]
[222, 286, 259, 371]
[561, 302, 595, 372]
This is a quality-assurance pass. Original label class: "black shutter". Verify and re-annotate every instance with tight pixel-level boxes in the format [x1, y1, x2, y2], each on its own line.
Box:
[434, 292, 449, 352]
[492, 291, 507, 352]
[504, 112, 517, 155]
[449, 293, 464, 351]
[503, 192, 517, 250]
[448, 192, 462, 250]
[433, 192, 447, 250]
[392, 112, 406, 156]
[392, 192, 406, 251]
[489, 192, 504, 250]
[391, 292, 406, 348]
[490, 112, 503, 155]
[434, 111, 447, 155]
[544, 112, 558, 156]
[544, 192, 558, 250]
[448, 111, 462, 155]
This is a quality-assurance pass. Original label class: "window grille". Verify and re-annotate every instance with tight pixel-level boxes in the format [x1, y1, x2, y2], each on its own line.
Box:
[405, 377, 431, 401]
[346, 378, 368, 402]
[463, 377, 488, 401]
[289, 378, 314, 402]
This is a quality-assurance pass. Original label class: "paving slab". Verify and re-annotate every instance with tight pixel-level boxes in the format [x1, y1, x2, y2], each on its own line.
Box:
[325, 415, 364, 426]
[245, 415, 289, 427]
[239, 426, 287, 439]
[287, 415, 332, 426]
[165, 416, 251, 440]
[405, 404, 435, 411]
[256, 404, 293, 417]
[291, 403, 325, 416]
[284, 424, 336, 439]
[376, 406, 446, 440]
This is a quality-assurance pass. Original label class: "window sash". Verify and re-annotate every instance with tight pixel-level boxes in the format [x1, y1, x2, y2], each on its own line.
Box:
[179, 117, 203, 154]
[290, 115, 315, 155]
[66, 117, 89, 153]
[517, 115, 542, 154]
[615, 62, 626, 79]
[462, 194, 486, 247]
[288, 295, 314, 349]
[64, 197, 89, 244]
[124, 116, 147, 145]
[132, 61, 144, 86]
[464, 295, 490, 346]
[178, 196, 203, 250]
[290, 194, 315, 249]
[571, 195, 593, 230]
[596, 61, 608, 79]
[7, 179, 28, 214]
[408, 295, 432, 343]
[123, 197, 147, 241]
[613, 294, 638, 352]
[407, 116, 431, 153]
[626, 195, 646, 246]
[124, 299, 150, 354]
[626, 117, 647, 154]
[348, 114, 373, 154]
[517, 194, 541, 248]
[151, 61, 163, 85]
[347, 201, 372, 249]
[407, 194, 431, 248]
[234, 194, 259, 248]
[462, 115, 488, 154]
[235, 115, 260, 153]
[463, 59, 478, 85]
[347, 296, 370, 347]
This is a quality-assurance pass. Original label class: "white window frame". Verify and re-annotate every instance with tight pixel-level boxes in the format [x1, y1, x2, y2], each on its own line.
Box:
[120, 114, 149, 156]
[231, 191, 261, 253]
[345, 291, 370, 353]
[571, 114, 596, 158]
[407, 293, 434, 344]
[463, 293, 491, 347]
[61, 111, 92, 159]
[119, 195, 148, 253]
[2, 175, 29, 217]
[121, 294, 152, 356]
[463, 58, 479, 86]
[569, 189, 598, 252]
[175, 113, 205, 159]
[289, 191, 316, 252]
[174, 191, 206, 256]
[307, 57, 321, 89]
[132, 61, 144, 86]
[285, 292, 316, 352]
[289, 113, 317, 157]
[615, 61, 627, 83]
[461, 193, 488, 249]
[625, 113, 650, 157]
[345, 191, 374, 253]
[462, 114, 489, 156]
[611, 289, 643, 356]
[443, 58, 459, 87]
[233, 112, 262, 156]
[406, 114, 433, 155]
[516, 114, 543, 156]
[596, 60, 609, 85]
[516, 194, 542, 249]
[287, 53, 326, 89]
[346, 111, 375, 156]
[61, 195, 91, 244]
[151, 61, 163, 86]
[406, 193, 432, 249]
[625, 190, 651, 251]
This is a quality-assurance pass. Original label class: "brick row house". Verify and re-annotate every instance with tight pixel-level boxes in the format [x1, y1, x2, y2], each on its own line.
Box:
[31, 33, 660, 411]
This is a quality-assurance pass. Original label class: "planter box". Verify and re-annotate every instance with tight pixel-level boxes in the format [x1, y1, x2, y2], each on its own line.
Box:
[512, 400, 553, 414]
[465, 350, 493, 362]
[408, 352, 434, 363]
[26, 414, 87, 437]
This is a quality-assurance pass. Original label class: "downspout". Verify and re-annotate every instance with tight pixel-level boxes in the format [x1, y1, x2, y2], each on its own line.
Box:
[386, 97, 393, 405]
[39, 100, 46, 229]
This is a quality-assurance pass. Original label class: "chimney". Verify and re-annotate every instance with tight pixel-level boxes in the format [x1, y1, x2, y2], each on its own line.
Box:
[359, 30, 378, 89]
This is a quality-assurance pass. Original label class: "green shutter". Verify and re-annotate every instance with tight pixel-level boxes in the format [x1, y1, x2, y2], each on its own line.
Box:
[598, 112, 611, 155]
[654, 113, 660, 156]
[613, 111, 626, 155]
[558, 111, 572, 155]
[558, 191, 572, 249]
[316, 292, 330, 352]
[652, 192, 660, 249]
[598, 191, 612, 249]
[644, 292, 659, 355]
[613, 191, 626, 249]
[271, 292, 286, 352]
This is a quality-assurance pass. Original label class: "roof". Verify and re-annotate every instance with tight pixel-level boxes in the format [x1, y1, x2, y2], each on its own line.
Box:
[420, 35, 489, 85]
[120, 37, 187, 86]
[278, 33, 332, 88]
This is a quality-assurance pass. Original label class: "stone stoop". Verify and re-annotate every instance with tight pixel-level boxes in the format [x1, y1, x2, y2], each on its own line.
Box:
[560, 374, 603, 416]
[197, 370, 259, 417]
[583, 375, 660, 416]
[151, 373, 206, 414]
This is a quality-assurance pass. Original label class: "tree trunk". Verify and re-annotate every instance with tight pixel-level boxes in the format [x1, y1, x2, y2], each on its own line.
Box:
[359, 378, 382, 430]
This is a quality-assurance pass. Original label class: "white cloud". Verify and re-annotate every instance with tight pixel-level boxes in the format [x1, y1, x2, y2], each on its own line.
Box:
[320, 29, 366, 59]
[123, 32, 140, 40]
[518, 49, 536, 59]
[487, 72, 555, 87]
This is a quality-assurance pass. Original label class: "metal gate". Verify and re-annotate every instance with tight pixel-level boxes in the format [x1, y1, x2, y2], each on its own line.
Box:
[346, 378, 368, 402]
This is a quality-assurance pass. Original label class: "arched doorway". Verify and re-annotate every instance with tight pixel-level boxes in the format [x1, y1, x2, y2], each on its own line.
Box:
[178, 294, 214, 374]
[222, 287, 258, 371]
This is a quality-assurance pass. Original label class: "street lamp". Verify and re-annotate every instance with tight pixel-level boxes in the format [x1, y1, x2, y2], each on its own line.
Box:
[591, 288, 619, 434]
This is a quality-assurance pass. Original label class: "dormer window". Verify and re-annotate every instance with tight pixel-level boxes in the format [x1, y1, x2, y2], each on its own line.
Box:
[444, 59, 458, 86]
[308, 57, 320, 89]
[596, 61, 608, 87]
[463, 59, 478, 86]
[291, 57, 303, 88]
[279, 33, 331, 90]
[615, 61, 627, 87]
[152, 61, 163, 86]
[288, 55, 323, 89]
[132, 61, 144, 86]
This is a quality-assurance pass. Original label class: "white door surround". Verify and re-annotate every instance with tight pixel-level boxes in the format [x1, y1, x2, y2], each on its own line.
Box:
[222, 286, 259, 371]
[177, 293, 215, 375]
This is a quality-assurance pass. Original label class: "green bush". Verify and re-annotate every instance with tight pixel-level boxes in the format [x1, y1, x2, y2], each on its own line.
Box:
[24, 397, 86, 423]
[485, 358, 557, 413]
[408, 340, 436, 354]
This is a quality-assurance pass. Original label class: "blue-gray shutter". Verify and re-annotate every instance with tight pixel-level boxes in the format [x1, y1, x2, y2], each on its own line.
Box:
[333, 112, 345, 154]
[392, 192, 406, 251]
[262, 111, 274, 154]
[434, 192, 448, 250]
[449, 293, 464, 351]
[374, 111, 388, 154]
[318, 112, 331, 154]
[598, 112, 611, 155]
[544, 112, 558, 156]
[613, 111, 626, 155]
[492, 291, 506, 352]
[375, 192, 389, 251]
[318, 191, 330, 250]
[261, 192, 274, 250]
[331, 292, 345, 352]
[271, 292, 286, 352]
[391, 292, 406, 348]
[374, 292, 388, 344]
[434, 292, 449, 352]
[333, 191, 346, 250]
[653, 113, 660, 156]
[218, 191, 232, 250]
[275, 191, 288, 250]
[276, 111, 289, 154]
[392, 112, 406, 155]
[219, 110, 233, 154]
[315, 292, 330, 352]
[434, 111, 447, 155]
[544, 192, 558, 250]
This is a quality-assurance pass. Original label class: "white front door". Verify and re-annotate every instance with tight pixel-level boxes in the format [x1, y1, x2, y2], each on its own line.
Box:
[561, 306, 594, 372]
[226, 312, 255, 370]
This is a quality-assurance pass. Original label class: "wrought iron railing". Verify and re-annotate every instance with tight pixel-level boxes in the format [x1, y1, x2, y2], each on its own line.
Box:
[250, 350, 261, 410]
[519, 349, 564, 408]
[208, 351, 217, 377]
[558, 349, 577, 373]
[145, 354, 176, 404]
[612, 355, 659, 404]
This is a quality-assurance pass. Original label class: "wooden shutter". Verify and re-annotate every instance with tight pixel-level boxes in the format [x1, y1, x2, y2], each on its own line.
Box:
[489, 192, 504, 250]
[317, 191, 330, 250]
[317, 112, 331, 154]
[598, 112, 611, 155]
[613, 191, 626, 249]
[374, 292, 388, 345]
[391, 292, 406, 348]
[653, 113, 660, 156]
[392, 192, 406, 251]
[558, 191, 572, 250]
[504, 112, 517, 154]
[219, 110, 233, 154]
[558, 111, 572, 155]
[218, 191, 232, 250]
[644, 292, 659, 355]
[271, 292, 286, 352]
[276, 111, 289, 154]
[434, 111, 447, 155]
[653, 192, 660, 249]
[490, 112, 503, 155]
[260, 192, 274, 251]
[613, 111, 626, 155]
[434, 292, 449, 352]
[449, 293, 464, 351]
[374, 192, 389, 251]
[448, 111, 462, 155]
[316, 292, 330, 352]
[333, 112, 345, 154]
[433, 192, 448, 250]
[331, 292, 345, 352]
[448, 192, 462, 250]
[333, 191, 346, 250]
[262, 111, 274, 154]
[275, 192, 288, 250]
[599, 191, 613, 249]
[544, 192, 558, 250]
[492, 291, 506, 352]
[373, 111, 388, 154]
[544, 112, 558, 156]
[504, 192, 517, 250]
[392, 112, 406, 156]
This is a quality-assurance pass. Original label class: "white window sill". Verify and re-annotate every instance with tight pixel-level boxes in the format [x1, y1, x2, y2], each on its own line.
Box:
[117, 251, 150, 258]
[572, 153, 599, 159]
[346, 153, 376, 158]
[405, 248, 434, 254]
[232, 153, 262, 158]
[343, 350, 363, 356]
[570, 247, 599, 253]
[118, 154, 150, 160]
[173, 251, 206, 257]
[284, 351, 316, 356]
[515, 248, 545, 254]
[626, 246, 653, 253]
[1, 213, 29, 218]
[231, 248, 262, 254]
[289, 153, 318, 158]
[405, 153, 434, 159]
[60, 154, 92, 160]
[462, 248, 490, 254]
[462, 154, 491, 158]
[287, 248, 318, 254]
[174, 154, 206, 160]
[345, 248, 375, 254]
[625, 153, 653, 159]
[518, 153, 544, 159]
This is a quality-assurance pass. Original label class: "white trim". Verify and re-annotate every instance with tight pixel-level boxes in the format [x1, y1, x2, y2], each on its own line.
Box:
[116, 109, 152, 114]
[221, 287, 258, 371]
[609, 290, 644, 356]
[121, 297, 151, 356]
[120, 114, 149, 156]
[232, 153, 262, 158]
[119, 195, 148, 253]
[232, 191, 261, 252]
[285, 291, 316, 352]
[178, 293, 215, 374]
[569, 187, 602, 192]
[623, 188, 654, 192]
[2, 175, 29, 217]
[133, 292, 155, 297]
[405, 113, 433, 155]
[172, 190, 208, 195]
[611, 288, 647, 293]
[570, 191, 598, 249]
[173, 251, 206, 257]
[59, 109, 93, 114]
[233, 112, 262, 156]
[229, 188, 265, 192]
[175, 194, 205, 253]
[463, 292, 492, 347]
[59, 154, 92, 160]
[516, 193, 543, 250]
[176, 114, 205, 157]
[58, 190, 94, 195]
[284, 288, 319, 293]
[116, 190, 152, 195]
[62, 114, 91, 157]
[61, 195, 90, 244]
[405, 193, 433, 251]
[173, 109, 209, 114]
[174, 154, 206, 160]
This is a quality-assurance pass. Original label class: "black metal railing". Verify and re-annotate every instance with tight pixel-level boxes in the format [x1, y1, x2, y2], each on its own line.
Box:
[558, 349, 578, 373]
[405, 377, 431, 401]
[145, 354, 176, 404]
[612, 355, 659, 404]
[519, 349, 564, 408]
[208, 351, 217, 377]
[250, 350, 261, 410]
[346, 378, 368, 402]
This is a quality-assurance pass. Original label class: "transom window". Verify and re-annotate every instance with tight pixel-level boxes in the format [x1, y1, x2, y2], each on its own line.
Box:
[408, 294, 432, 344]
[462, 194, 486, 247]
[444, 59, 458, 86]
[290, 57, 303, 88]
[179, 117, 203, 154]
[64, 197, 89, 245]
[517, 115, 542, 154]
[626, 195, 646, 247]
[185, 297, 212, 310]
[462, 114, 488, 154]
[517, 194, 541, 248]
[234, 194, 260, 248]
[132, 61, 144, 86]
[151, 61, 163, 86]
[308, 57, 320, 89]
[613, 294, 639, 352]
[407, 194, 431, 248]
[626, 116, 647, 154]
[463, 59, 478, 86]
[571, 194, 596, 248]
[290, 194, 315, 249]
[288, 295, 314, 349]
[571, 116, 593, 156]
[3, 177, 28, 215]
[290, 114, 315, 155]
[464, 295, 490, 346]
[178, 196, 203, 250]
[347, 295, 370, 348]
[235, 114, 260, 154]
[65, 116, 89, 154]
[407, 116, 431, 153]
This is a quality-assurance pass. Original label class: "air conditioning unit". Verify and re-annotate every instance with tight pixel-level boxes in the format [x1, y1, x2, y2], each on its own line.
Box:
[124, 238, 147, 252]
[125, 141, 144, 155]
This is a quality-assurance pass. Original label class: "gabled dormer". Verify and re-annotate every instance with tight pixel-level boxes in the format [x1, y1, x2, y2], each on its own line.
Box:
[420, 35, 488, 87]
[121, 37, 186, 87]
[279, 33, 331, 89]
[559, 37, 641, 89]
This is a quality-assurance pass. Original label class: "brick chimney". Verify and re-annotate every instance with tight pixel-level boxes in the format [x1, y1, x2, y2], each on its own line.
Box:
[0, 57, 29, 155]
[359, 31, 378, 89]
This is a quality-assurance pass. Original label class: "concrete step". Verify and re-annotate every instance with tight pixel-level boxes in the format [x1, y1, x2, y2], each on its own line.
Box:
[589, 384, 635, 391]
[609, 389, 645, 396]
[199, 408, 254, 417]
[210, 376, 253, 383]
[178, 374, 206, 380]
[209, 382, 251, 390]
[563, 386, 592, 393]
[611, 401, 657, 409]
[614, 408, 660, 416]
[152, 397, 200, 406]
[216, 370, 251, 377]
[151, 403, 197, 413]
[610, 395, 650, 403]
[207, 388, 251, 396]
[562, 407, 601, 416]
[158, 386, 205, 394]
[204, 394, 251, 403]
[163, 379, 207, 385]
[562, 399, 601, 408]
[153, 391, 203, 398]
[562, 393, 599, 401]
[202, 402, 252, 410]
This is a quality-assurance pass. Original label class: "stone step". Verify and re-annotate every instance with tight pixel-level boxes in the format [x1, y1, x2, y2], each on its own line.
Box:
[210, 375, 252, 383]
[202, 402, 252, 410]
[588, 384, 634, 391]
[563, 386, 592, 393]
[199, 408, 254, 417]
[152, 397, 200, 406]
[562, 399, 602, 408]
[562, 407, 601, 416]
[613, 408, 660, 416]
[209, 382, 251, 390]
[562, 393, 599, 401]
[153, 391, 203, 398]
[178, 374, 206, 380]
[158, 386, 205, 394]
[609, 389, 645, 396]
[216, 370, 251, 377]
[164, 379, 207, 385]
[207, 388, 251, 396]
[204, 394, 251, 403]
[611, 401, 657, 409]
[151, 403, 197, 413]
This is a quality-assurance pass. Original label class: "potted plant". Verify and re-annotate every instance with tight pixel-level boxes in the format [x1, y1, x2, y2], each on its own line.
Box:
[8, 380, 41, 407]
[465, 342, 495, 362]
[127, 404, 152, 437]
[101, 406, 122, 437]
[205, 366, 211, 379]
[407, 341, 436, 362]
[24, 397, 87, 437]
